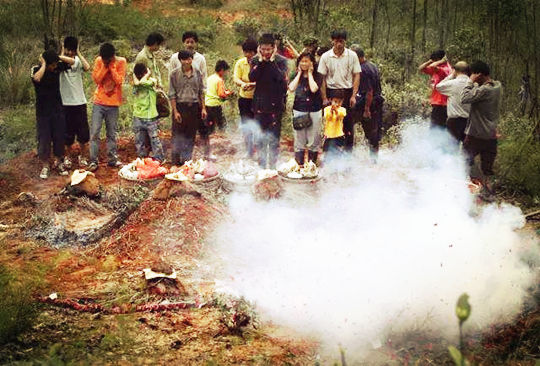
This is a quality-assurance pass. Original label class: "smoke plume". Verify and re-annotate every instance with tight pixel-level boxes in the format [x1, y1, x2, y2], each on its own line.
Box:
[208, 121, 539, 357]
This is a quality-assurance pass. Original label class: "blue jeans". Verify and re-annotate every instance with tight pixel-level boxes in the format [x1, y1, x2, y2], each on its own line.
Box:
[90, 104, 119, 164]
[133, 117, 164, 162]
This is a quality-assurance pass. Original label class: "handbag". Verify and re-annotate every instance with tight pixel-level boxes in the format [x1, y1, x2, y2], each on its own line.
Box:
[156, 89, 171, 118]
[292, 113, 312, 130]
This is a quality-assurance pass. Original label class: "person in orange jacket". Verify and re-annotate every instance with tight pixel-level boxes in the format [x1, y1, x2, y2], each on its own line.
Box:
[88, 42, 126, 171]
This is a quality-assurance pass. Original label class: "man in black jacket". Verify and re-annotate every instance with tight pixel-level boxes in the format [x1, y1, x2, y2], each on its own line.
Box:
[249, 33, 288, 169]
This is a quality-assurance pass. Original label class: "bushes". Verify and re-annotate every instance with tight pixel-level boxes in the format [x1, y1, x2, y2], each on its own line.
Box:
[0, 106, 36, 164]
[0, 264, 39, 345]
[0, 38, 41, 107]
[496, 114, 540, 198]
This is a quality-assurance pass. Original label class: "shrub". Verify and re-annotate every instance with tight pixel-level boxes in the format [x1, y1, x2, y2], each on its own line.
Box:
[496, 114, 540, 198]
[0, 38, 40, 107]
[233, 18, 262, 43]
[0, 264, 39, 345]
[0, 106, 36, 163]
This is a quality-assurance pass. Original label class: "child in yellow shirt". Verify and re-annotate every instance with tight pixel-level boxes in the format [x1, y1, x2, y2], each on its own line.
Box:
[323, 94, 347, 158]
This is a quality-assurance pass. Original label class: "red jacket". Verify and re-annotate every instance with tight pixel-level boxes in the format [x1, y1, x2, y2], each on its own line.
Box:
[422, 61, 452, 106]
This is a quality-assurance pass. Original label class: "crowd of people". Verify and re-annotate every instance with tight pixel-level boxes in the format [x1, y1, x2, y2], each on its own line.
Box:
[31, 29, 500, 193]
[419, 50, 502, 193]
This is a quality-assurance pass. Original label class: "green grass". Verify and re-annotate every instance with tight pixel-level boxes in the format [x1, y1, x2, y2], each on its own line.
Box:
[0, 264, 40, 345]
[0, 105, 36, 164]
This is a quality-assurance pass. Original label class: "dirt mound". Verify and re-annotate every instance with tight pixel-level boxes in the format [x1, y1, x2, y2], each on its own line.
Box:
[27, 185, 148, 247]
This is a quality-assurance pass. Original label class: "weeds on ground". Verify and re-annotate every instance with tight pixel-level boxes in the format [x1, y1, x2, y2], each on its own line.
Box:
[0, 106, 36, 164]
[0, 264, 40, 345]
[497, 114, 540, 199]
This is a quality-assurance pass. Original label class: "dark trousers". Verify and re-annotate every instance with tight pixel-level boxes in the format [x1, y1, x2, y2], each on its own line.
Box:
[463, 135, 497, 176]
[430, 105, 447, 128]
[238, 97, 255, 156]
[37, 108, 65, 162]
[205, 105, 226, 133]
[327, 88, 354, 152]
[171, 102, 201, 166]
[323, 136, 345, 164]
[64, 104, 89, 145]
[355, 92, 384, 151]
[254, 111, 282, 168]
[446, 117, 467, 143]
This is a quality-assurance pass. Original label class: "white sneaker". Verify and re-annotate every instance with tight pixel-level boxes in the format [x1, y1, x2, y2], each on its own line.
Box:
[57, 162, 69, 176]
[39, 166, 49, 179]
[63, 156, 72, 169]
[78, 155, 88, 167]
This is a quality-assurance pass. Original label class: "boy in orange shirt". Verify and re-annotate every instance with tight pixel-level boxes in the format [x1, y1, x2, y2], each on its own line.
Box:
[88, 43, 126, 171]
[323, 91, 347, 161]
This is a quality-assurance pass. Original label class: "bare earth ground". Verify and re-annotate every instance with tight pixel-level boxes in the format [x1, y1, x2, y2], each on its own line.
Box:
[0, 1, 538, 364]
[0, 131, 321, 365]
[0, 129, 538, 365]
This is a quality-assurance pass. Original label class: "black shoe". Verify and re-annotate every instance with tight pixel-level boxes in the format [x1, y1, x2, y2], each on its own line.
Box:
[108, 161, 123, 168]
[308, 151, 318, 165]
[295, 151, 304, 166]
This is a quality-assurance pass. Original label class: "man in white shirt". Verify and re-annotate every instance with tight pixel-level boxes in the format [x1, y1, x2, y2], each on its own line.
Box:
[318, 30, 361, 152]
[169, 31, 207, 87]
[59, 36, 91, 168]
[436, 61, 471, 143]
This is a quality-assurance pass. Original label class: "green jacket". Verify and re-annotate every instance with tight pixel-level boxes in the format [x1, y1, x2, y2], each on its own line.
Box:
[133, 76, 158, 120]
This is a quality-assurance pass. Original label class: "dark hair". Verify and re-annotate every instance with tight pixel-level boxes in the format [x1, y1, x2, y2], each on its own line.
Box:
[146, 32, 164, 46]
[242, 38, 258, 53]
[330, 30, 347, 40]
[470, 60, 490, 76]
[259, 33, 275, 46]
[331, 89, 346, 100]
[133, 63, 148, 80]
[296, 51, 315, 69]
[430, 49, 445, 61]
[215, 60, 230, 72]
[99, 42, 115, 60]
[316, 46, 330, 56]
[42, 49, 59, 65]
[63, 36, 78, 51]
[178, 49, 193, 60]
[182, 31, 199, 43]
[355, 48, 365, 58]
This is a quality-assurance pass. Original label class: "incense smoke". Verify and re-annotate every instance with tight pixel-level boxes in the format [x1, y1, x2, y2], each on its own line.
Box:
[209, 121, 539, 356]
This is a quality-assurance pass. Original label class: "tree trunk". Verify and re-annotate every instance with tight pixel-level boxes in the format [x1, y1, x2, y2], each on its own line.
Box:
[438, 0, 444, 48]
[422, 0, 427, 53]
[409, 0, 417, 78]
[370, 0, 378, 48]
[532, 0, 539, 118]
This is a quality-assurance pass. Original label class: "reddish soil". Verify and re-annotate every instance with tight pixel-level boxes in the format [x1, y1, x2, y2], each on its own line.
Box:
[0, 131, 317, 364]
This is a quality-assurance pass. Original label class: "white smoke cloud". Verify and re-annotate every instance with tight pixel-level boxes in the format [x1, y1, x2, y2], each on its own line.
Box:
[207, 121, 539, 358]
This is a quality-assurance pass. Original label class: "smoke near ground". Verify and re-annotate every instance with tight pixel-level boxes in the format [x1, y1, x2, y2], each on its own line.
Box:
[208, 122, 539, 356]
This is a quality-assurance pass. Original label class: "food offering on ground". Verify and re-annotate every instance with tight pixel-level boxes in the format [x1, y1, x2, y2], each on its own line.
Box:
[277, 158, 319, 180]
[118, 158, 168, 181]
[257, 169, 278, 181]
[165, 159, 219, 182]
[223, 160, 259, 185]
